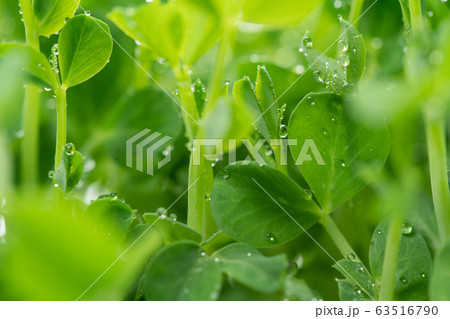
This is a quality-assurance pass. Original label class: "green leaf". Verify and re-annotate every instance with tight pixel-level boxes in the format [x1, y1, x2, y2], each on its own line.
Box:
[193, 79, 207, 116]
[212, 243, 287, 294]
[144, 241, 222, 301]
[288, 93, 390, 212]
[143, 213, 201, 244]
[0, 42, 58, 89]
[333, 259, 375, 301]
[58, 15, 113, 88]
[369, 219, 432, 301]
[232, 66, 282, 141]
[201, 97, 253, 152]
[430, 240, 450, 300]
[284, 278, 321, 301]
[201, 231, 235, 255]
[85, 195, 136, 237]
[210, 162, 321, 247]
[300, 19, 366, 93]
[108, 0, 224, 66]
[33, 0, 78, 37]
[53, 144, 85, 194]
[0, 194, 163, 300]
[241, 0, 323, 27]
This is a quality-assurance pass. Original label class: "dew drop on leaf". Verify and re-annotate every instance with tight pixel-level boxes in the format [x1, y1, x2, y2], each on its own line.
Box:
[65, 143, 75, 156]
[280, 125, 288, 138]
[222, 169, 230, 179]
[339, 160, 346, 168]
[400, 276, 408, 284]
[302, 35, 313, 48]
[347, 253, 356, 261]
[338, 40, 348, 52]
[204, 193, 211, 201]
[84, 11, 91, 16]
[420, 272, 427, 278]
[401, 222, 414, 236]
[266, 233, 276, 243]
[48, 170, 54, 179]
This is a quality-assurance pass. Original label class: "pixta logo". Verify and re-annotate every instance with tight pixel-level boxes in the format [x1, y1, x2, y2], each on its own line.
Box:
[126, 129, 173, 176]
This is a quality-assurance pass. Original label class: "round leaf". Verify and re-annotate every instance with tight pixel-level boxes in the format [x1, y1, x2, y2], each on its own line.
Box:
[210, 162, 321, 247]
[59, 15, 113, 88]
[144, 241, 222, 301]
[288, 93, 391, 212]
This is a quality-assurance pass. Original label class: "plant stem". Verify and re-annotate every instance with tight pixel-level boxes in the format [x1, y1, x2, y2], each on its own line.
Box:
[349, 0, 365, 26]
[424, 107, 450, 242]
[378, 212, 403, 301]
[19, 0, 40, 188]
[320, 214, 362, 263]
[54, 87, 67, 170]
[409, 0, 423, 35]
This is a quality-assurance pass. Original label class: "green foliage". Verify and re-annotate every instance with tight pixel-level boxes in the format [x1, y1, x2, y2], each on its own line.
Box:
[85, 195, 136, 237]
[369, 219, 432, 301]
[32, 0, 78, 37]
[59, 15, 113, 88]
[333, 259, 375, 301]
[53, 143, 85, 194]
[299, 18, 366, 94]
[144, 241, 222, 301]
[0, 42, 58, 88]
[288, 93, 391, 213]
[210, 162, 321, 247]
[108, 0, 224, 67]
[211, 243, 287, 294]
[430, 240, 450, 300]
[143, 213, 202, 244]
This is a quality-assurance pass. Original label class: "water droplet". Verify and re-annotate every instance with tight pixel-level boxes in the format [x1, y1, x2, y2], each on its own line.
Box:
[441, 0, 447, 3]
[313, 70, 324, 83]
[321, 128, 327, 135]
[339, 160, 346, 168]
[84, 10, 91, 16]
[44, 87, 51, 92]
[65, 143, 75, 155]
[347, 253, 356, 261]
[377, 230, 382, 235]
[303, 189, 313, 199]
[266, 233, 276, 243]
[338, 40, 348, 52]
[400, 276, 408, 284]
[247, 252, 252, 257]
[111, 192, 118, 199]
[201, 252, 206, 257]
[401, 222, 414, 236]
[339, 54, 350, 66]
[222, 169, 230, 179]
[214, 257, 220, 262]
[48, 170, 55, 179]
[280, 125, 288, 138]
[306, 96, 315, 106]
[169, 213, 177, 222]
[204, 193, 211, 201]
[420, 272, 427, 278]
[302, 35, 313, 48]
[337, 14, 343, 20]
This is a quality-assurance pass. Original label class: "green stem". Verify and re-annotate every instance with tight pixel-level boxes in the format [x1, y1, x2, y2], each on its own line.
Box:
[424, 107, 450, 242]
[378, 212, 403, 301]
[175, 67, 199, 141]
[409, 0, 423, 35]
[349, 0, 365, 26]
[19, 0, 40, 188]
[320, 214, 362, 263]
[54, 86, 67, 170]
